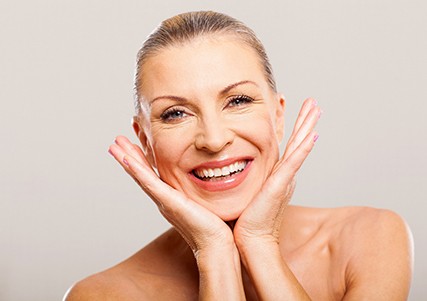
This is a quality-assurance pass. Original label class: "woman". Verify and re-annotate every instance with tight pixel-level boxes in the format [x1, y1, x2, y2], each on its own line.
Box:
[65, 11, 413, 300]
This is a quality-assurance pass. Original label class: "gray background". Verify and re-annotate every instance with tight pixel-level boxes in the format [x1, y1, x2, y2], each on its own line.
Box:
[1, 0, 426, 300]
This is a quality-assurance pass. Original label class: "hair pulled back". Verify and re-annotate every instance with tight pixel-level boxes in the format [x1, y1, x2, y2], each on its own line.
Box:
[134, 11, 276, 114]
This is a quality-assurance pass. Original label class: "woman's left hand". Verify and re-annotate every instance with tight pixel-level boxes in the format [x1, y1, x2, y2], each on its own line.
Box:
[234, 98, 321, 247]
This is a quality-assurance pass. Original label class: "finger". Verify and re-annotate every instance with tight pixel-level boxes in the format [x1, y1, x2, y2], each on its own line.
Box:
[114, 135, 157, 175]
[272, 124, 319, 174]
[284, 105, 321, 160]
[133, 143, 146, 158]
[122, 153, 212, 227]
[108, 143, 143, 185]
[111, 138, 189, 211]
[108, 143, 129, 169]
[288, 98, 317, 142]
[110, 143, 183, 217]
[122, 153, 177, 206]
[283, 131, 318, 179]
[115, 135, 146, 165]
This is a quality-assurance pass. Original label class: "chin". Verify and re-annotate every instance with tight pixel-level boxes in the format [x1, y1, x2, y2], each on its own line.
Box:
[219, 211, 242, 222]
[191, 181, 261, 222]
[208, 202, 248, 222]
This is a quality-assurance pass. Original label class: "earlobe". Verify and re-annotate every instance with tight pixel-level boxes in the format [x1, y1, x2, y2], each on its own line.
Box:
[132, 116, 157, 169]
[275, 94, 286, 142]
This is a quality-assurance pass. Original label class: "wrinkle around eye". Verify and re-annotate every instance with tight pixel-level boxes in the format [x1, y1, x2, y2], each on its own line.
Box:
[224, 97, 265, 115]
[226, 94, 254, 108]
[160, 108, 189, 122]
[150, 113, 195, 130]
[150, 98, 199, 120]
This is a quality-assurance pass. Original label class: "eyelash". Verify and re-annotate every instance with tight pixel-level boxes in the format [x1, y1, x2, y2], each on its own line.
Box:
[160, 107, 188, 122]
[227, 94, 254, 107]
[159, 94, 255, 122]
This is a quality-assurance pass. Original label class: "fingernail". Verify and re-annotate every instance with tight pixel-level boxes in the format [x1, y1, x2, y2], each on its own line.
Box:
[318, 109, 323, 118]
[313, 134, 319, 143]
[312, 99, 318, 107]
[123, 157, 129, 166]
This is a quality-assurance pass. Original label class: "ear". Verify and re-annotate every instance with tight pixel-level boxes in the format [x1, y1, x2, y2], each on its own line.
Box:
[275, 94, 286, 142]
[132, 116, 157, 168]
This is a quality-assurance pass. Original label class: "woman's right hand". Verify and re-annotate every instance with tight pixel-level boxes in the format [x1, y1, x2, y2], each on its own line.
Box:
[108, 136, 234, 255]
[110, 137, 245, 300]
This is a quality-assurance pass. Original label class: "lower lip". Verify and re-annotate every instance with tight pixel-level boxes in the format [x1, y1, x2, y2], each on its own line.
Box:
[188, 160, 253, 192]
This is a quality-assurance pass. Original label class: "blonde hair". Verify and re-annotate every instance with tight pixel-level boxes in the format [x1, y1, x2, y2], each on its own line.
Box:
[134, 11, 277, 114]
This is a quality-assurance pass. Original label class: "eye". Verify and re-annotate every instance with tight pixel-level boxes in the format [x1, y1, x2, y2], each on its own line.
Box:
[160, 108, 189, 122]
[227, 95, 254, 107]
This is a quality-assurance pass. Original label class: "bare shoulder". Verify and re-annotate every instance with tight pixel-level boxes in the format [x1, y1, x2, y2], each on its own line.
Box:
[286, 205, 413, 300]
[327, 206, 414, 300]
[283, 205, 413, 255]
[332, 206, 413, 258]
[63, 228, 197, 301]
[63, 269, 146, 301]
[314, 206, 413, 267]
[291, 205, 413, 243]
[315, 206, 412, 238]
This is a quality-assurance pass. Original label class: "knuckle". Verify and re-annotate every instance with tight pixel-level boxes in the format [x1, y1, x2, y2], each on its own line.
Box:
[303, 145, 312, 155]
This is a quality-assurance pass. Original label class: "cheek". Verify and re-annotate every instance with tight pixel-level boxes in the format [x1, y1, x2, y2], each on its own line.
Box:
[238, 110, 280, 151]
[150, 127, 192, 180]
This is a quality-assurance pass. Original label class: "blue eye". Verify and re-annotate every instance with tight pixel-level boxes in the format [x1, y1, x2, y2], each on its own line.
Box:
[228, 95, 254, 107]
[160, 108, 188, 122]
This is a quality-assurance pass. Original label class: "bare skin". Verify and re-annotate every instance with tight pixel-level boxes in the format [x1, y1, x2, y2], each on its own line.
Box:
[64, 35, 413, 300]
[65, 206, 412, 301]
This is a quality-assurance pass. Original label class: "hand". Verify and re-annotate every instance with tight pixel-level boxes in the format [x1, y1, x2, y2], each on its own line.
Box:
[234, 98, 321, 246]
[108, 136, 234, 254]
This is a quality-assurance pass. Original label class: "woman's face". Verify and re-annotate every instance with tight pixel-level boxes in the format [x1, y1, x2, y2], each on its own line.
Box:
[136, 35, 285, 221]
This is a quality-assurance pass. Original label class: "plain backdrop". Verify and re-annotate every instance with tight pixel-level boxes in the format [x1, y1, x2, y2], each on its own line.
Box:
[1, 1, 426, 300]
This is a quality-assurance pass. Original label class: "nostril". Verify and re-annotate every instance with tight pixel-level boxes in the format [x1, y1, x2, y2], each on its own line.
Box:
[194, 127, 234, 153]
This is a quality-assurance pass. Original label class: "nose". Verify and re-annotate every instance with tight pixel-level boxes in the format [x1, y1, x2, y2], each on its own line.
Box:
[194, 115, 234, 153]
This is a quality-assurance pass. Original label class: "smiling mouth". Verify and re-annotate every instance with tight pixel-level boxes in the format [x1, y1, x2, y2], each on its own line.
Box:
[192, 160, 249, 181]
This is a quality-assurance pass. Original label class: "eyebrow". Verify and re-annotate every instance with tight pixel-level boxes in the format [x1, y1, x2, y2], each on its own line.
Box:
[149, 80, 259, 105]
[219, 80, 259, 96]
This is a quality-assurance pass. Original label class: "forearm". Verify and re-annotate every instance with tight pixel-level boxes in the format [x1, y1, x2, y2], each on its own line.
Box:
[238, 240, 311, 301]
[196, 244, 245, 301]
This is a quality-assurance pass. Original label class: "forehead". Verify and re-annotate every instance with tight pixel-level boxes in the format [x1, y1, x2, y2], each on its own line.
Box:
[139, 36, 268, 100]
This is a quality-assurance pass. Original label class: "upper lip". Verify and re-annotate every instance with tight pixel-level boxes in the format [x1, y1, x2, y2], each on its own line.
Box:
[190, 156, 253, 171]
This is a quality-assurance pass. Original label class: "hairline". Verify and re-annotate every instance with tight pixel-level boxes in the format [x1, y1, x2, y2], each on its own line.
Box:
[135, 32, 275, 114]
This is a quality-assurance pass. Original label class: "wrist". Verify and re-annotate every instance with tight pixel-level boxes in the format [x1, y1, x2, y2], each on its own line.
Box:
[196, 243, 245, 300]
[235, 238, 311, 300]
[235, 233, 279, 252]
[195, 242, 240, 271]
[236, 237, 281, 266]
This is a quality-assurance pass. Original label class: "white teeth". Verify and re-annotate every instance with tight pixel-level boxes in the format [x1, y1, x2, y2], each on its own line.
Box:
[221, 166, 230, 176]
[194, 160, 248, 179]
